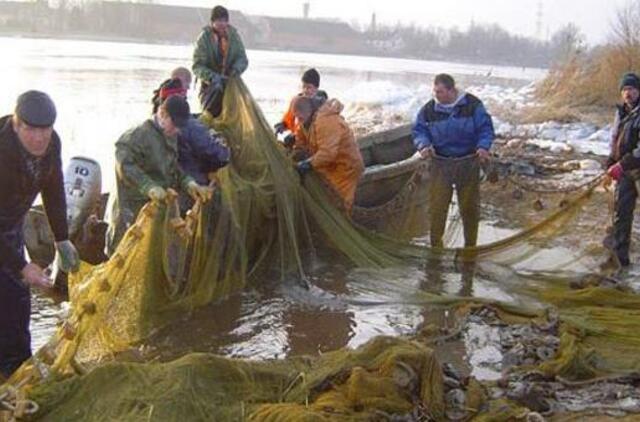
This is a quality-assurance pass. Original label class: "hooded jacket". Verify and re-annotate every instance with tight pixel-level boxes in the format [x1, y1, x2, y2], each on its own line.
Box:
[192, 25, 248, 82]
[280, 90, 329, 133]
[297, 99, 364, 211]
[178, 117, 230, 185]
[0, 115, 68, 272]
[108, 118, 194, 252]
[412, 92, 495, 158]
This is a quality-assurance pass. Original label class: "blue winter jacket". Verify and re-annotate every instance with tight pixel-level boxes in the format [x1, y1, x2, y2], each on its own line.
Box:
[178, 118, 230, 185]
[412, 93, 495, 158]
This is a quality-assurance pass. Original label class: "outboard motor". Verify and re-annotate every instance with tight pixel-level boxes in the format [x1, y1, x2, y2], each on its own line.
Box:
[64, 157, 102, 238]
[50, 157, 103, 293]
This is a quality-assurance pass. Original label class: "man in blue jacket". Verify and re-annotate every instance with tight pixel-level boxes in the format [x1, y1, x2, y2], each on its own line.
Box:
[412, 73, 495, 248]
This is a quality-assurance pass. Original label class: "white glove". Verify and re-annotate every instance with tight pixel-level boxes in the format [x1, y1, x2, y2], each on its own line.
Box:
[187, 181, 213, 202]
[148, 186, 167, 202]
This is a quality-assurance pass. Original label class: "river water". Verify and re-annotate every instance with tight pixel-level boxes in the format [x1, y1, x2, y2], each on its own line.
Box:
[2, 36, 560, 373]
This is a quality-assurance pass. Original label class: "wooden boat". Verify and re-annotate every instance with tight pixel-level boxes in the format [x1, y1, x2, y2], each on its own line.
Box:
[22, 124, 428, 266]
[354, 124, 427, 222]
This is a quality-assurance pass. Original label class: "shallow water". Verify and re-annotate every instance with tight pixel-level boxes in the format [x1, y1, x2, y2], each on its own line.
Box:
[5, 36, 609, 373]
[1, 36, 542, 189]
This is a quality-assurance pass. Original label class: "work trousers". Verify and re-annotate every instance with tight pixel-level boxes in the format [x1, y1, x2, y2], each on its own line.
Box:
[428, 155, 480, 248]
[611, 175, 638, 266]
[0, 228, 31, 378]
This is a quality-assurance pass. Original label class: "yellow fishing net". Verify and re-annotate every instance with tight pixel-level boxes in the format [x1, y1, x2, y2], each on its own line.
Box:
[2, 78, 640, 421]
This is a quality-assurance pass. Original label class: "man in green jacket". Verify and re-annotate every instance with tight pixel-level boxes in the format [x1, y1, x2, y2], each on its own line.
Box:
[193, 5, 248, 116]
[106, 96, 211, 255]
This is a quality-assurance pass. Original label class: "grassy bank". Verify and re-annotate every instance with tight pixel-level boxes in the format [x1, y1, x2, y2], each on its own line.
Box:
[527, 1, 640, 125]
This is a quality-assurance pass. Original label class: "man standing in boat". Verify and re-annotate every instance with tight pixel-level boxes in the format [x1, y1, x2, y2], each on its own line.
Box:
[106, 96, 212, 255]
[603, 73, 640, 269]
[0, 91, 80, 378]
[413, 73, 495, 248]
[193, 5, 248, 117]
[292, 96, 364, 213]
[274, 68, 328, 149]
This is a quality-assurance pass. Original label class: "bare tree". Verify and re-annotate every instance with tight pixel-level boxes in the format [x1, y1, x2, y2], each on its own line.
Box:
[610, 0, 640, 68]
[550, 23, 585, 64]
[611, 0, 640, 48]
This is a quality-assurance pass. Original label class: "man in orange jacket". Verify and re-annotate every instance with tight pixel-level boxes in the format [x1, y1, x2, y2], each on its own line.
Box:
[274, 68, 328, 148]
[291, 96, 364, 213]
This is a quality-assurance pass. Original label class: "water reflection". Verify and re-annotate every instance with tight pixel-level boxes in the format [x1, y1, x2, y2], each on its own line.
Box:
[8, 36, 598, 367]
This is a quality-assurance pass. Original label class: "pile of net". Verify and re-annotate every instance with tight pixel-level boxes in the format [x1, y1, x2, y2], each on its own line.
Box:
[3, 78, 640, 420]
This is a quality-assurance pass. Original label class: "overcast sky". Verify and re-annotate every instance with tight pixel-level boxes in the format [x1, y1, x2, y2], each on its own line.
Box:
[167, 0, 630, 45]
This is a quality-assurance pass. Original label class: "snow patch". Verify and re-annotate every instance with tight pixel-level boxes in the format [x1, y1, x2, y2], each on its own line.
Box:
[525, 139, 573, 153]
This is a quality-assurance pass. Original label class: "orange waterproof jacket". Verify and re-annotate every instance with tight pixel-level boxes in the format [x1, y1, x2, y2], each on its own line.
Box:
[297, 99, 364, 211]
[281, 96, 297, 132]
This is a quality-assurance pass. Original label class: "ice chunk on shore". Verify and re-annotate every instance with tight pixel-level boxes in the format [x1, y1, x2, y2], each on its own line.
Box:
[526, 138, 573, 153]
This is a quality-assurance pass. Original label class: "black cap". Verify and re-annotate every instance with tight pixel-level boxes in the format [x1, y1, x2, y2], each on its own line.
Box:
[301, 68, 320, 88]
[620, 72, 640, 91]
[211, 5, 229, 21]
[163, 95, 190, 128]
[15, 90, 57, 127]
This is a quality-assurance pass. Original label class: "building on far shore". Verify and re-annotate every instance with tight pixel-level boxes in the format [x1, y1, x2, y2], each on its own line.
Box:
[0, 0, 369, 55]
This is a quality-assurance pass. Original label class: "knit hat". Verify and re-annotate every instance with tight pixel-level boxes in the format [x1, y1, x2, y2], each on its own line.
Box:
[301, 68, 320, 88]
[15, 90, 57, 127]
[163, 95, 190, 128]
[159, 79, 187, 100]
[211, 5, 229, 22]
[620, 72, 640, 91]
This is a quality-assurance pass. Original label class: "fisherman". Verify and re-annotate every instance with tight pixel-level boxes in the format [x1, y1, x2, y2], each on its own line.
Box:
[413, 73, 495, 248]
[292, 96, 364, 213]
[151, 76, 230, 186]
[274, 68, 328, 148]
[171, 66, 192, 92]
[106, 95, 212, 255]
[603, 72, 640, 268]
[193, 5, 248, 117]
[0, 91, 80, 378]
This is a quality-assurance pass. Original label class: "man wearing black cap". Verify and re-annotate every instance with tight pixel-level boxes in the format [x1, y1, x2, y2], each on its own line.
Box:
[604, 72, 640, 269]
[0, 90, 80, 378]
[274, 68, 328, 149]
[193, 5, 248, 117]
[107, 95, 212, 254]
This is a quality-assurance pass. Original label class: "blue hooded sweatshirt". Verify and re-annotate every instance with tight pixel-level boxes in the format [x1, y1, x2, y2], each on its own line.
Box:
[178, 117, 230, 185]
[412, 92, 495, 158]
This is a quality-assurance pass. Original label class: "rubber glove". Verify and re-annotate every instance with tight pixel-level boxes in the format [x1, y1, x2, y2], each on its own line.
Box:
[211, 73, 227, 91]
[296, 159, 313, 176]
[283, 133, 296, 148]
[187, 181, 212, 202]
[274, 122, 286, 135]
[55, 240, 80, 273]
[148, 186, 167, 202]
[608, 162, 624, 182]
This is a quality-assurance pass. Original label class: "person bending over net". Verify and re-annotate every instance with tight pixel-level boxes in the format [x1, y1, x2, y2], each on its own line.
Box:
[412, 73, 495, 249]
[193, 5, 248, 117]
[291, 96, 364, 213]
[274, 68, 329, 150]
[0, 91, 79, 378]
[151, 77, 230, 188]
[106, 95, 212, 255]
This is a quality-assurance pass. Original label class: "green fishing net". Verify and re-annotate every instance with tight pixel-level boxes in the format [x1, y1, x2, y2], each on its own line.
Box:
[2, 78, 638, 421]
